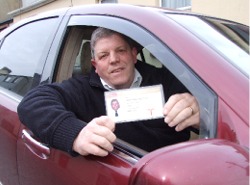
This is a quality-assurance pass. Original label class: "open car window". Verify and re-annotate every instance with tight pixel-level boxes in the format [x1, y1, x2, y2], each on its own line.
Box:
[55, 15, 218, 158]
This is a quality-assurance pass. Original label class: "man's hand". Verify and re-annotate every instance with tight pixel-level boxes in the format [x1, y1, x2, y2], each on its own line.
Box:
[163, 93, 200, 131]
[73, 116, 116, 156]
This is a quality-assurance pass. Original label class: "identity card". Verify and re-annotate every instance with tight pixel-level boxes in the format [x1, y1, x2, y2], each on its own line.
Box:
[104, 84, 165, 123]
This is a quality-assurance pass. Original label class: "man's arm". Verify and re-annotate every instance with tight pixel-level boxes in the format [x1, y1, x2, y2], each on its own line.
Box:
[18, 77, 117, 156]
[17, 82, 86, 155]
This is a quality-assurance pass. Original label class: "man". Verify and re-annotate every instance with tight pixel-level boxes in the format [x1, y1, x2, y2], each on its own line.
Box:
[18, 27, 199, 157]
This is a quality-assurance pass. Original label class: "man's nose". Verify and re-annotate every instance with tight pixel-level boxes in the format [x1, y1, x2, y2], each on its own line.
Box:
[109, 51, 119, 63]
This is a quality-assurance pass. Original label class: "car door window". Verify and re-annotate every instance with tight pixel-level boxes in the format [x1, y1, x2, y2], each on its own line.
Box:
[0, 18, 58, 96]
[54, 15, 217, 157]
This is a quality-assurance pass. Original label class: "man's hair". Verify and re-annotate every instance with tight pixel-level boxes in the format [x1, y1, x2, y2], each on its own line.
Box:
[90, 27, 135, 58]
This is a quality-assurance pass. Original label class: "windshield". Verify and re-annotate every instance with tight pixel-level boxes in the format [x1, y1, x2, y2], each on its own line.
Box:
[167, 14, 250, 77]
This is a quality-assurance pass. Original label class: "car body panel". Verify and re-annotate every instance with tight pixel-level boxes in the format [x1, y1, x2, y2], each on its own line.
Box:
[217, 99, 249, 147]
[0, 89, 20, 184]
[17, 128, 134, 185]
[130, 139, 249, 185]
[0, 4, 248, 185]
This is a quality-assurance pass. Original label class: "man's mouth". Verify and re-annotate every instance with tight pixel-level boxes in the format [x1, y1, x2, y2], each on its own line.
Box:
[111, 68, 124, 74]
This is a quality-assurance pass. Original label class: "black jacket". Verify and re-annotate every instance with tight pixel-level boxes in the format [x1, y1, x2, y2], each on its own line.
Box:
[18, 62, 190, 155]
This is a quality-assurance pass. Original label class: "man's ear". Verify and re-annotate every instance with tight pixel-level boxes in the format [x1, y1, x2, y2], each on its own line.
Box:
[91, 59, 96, 67]
[91, 59, 98, 73]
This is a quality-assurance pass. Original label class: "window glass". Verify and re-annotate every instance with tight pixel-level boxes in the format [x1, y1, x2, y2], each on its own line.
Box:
[0, 18, 57, 96]
[161, 0, 191, 9]
[100, 0, 118, 3]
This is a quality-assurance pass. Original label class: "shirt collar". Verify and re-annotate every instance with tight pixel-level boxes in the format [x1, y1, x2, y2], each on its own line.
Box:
[101, 69, 142, 91]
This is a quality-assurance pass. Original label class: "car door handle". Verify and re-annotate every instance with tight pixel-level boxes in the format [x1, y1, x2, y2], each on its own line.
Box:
[22, 129, 50, 159]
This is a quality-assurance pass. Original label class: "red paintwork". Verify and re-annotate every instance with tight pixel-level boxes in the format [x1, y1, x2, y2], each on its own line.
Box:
[0, 92, 20, 184]
[17, 131, 134, 185]
[130, 139, 249, 185]
[0, 4, 248, 185]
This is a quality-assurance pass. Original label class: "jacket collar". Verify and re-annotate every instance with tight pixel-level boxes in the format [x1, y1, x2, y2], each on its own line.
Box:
[89, 67, 105, 90]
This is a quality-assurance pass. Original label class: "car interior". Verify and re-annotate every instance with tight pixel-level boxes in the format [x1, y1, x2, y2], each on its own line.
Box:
[56, 26, 164, 82]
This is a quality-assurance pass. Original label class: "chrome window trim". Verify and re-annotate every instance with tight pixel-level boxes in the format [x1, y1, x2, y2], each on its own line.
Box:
[112, 149, 139, 164]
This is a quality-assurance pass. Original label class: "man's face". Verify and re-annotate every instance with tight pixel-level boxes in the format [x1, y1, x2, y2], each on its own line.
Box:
[111, 99, 120, 111]
[91, 34, 137, 89]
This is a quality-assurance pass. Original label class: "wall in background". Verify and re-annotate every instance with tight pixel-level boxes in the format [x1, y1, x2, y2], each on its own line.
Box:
[192, 0, 249, 25]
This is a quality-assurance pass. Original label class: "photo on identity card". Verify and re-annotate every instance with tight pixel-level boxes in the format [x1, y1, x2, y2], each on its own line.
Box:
[104, 84, 165, 123]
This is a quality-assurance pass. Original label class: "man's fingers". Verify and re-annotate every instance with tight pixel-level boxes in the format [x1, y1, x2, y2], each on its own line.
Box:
[89, 145, 110, 157]
[90, 117, 116, 143]
[90, 134, 114, 152]
[78, 143, 110, 157]
[163, 93, 200, 131]
[175, 112, 200, 131]
[95, 116, 115, 131]
[167, 106, 194, 127]
[163, 93, 194, 116]
[73, 128, 115, 156]
[163, 94, 183, 115]
[73, 116, 116, 157]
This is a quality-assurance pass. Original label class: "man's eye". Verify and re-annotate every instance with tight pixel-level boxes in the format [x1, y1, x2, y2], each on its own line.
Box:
[118, 49, 126, 53]
[99, 54, 108, 60]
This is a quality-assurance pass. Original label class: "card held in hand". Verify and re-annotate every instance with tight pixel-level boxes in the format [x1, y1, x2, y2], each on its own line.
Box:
[104, 84, 165, 123]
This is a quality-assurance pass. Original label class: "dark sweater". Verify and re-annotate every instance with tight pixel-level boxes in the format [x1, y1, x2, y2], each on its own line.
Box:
[17, 62, 190, 155]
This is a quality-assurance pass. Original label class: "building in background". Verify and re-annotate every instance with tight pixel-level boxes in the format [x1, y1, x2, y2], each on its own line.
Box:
[192, 0, 249, 27]
[0, 0, 19, 31]
[0, 0, 249, 32]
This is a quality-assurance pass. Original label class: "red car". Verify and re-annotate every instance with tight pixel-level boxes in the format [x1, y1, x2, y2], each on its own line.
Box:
[0, 4, 249, 185]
